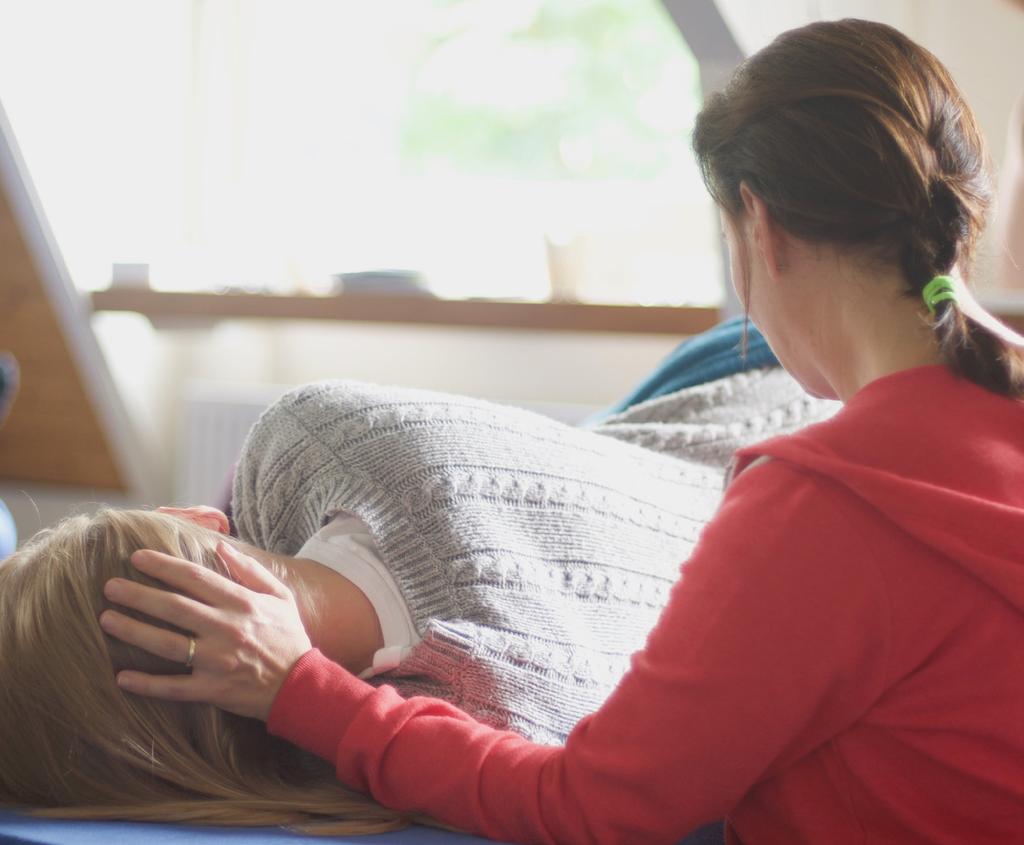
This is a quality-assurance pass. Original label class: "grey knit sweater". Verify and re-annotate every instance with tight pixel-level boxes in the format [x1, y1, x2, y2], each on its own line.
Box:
[233, 369, 838, 744]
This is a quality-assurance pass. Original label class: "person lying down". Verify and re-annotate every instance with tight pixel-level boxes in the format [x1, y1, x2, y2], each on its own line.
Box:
[0, 368, 837, 831]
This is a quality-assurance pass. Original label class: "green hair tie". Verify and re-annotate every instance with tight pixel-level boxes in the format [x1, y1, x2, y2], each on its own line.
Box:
[922, 275, 958, 314]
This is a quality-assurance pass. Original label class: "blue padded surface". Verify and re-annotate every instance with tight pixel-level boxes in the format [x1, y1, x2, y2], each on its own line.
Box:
[0, 812, 507, 845]
[0, 811, 725, 845]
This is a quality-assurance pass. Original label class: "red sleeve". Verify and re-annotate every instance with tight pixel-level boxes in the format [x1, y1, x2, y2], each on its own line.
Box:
[267, 462, 892, 845]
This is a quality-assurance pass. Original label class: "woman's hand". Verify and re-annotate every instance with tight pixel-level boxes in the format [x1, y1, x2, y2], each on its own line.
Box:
[99, 542, 312, 721]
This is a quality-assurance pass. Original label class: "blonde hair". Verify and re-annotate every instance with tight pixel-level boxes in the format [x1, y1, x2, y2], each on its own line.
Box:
[0, 508, 408, 834]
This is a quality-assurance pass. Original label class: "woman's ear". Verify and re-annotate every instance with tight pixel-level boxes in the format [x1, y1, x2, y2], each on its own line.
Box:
[156, 506, 230, 535]
[738, 182, 788, 281]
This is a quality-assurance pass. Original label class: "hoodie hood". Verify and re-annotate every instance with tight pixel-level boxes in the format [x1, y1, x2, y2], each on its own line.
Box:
[735, 365, 1024, 613]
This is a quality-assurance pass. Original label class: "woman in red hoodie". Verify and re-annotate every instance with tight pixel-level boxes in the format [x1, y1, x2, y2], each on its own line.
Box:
[101, 19, 1024, 844]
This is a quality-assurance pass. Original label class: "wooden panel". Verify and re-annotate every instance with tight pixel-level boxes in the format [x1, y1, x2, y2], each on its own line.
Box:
[90, 288, 1024, 338]
[0, 180, 125, 489]
[91, 289, 722, 336]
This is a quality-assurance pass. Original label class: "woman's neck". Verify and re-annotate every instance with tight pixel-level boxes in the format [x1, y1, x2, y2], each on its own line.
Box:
[828, 280, 944, 400]
[765, 249, 946, 401]
[235, 542, 383, 674]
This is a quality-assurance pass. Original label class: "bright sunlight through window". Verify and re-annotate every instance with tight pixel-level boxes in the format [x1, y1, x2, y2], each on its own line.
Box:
[0, 0, 723, 306]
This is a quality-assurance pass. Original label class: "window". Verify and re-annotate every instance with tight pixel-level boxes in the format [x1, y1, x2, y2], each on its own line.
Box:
[0, 0, 723, 306]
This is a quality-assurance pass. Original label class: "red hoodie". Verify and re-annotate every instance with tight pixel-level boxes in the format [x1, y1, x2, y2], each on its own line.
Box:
[268, 365, 1024, 844]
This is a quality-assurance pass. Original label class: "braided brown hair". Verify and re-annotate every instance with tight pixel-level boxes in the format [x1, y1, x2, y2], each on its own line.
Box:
[693, 18, 1024, 398]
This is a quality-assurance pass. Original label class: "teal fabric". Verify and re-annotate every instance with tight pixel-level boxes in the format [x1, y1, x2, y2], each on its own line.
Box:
[591, 316, 778, 423]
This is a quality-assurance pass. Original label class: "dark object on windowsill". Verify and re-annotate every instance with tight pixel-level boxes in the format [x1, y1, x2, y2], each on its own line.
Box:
[332, 269, 435, 297]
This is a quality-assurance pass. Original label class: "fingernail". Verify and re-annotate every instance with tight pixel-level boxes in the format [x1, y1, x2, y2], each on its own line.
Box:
[116, 672, 135, 691]
[104, 580, 123, 600]
[99, 611, 116, 631]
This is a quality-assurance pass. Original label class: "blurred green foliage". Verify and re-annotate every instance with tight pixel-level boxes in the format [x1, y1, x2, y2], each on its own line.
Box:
[400, 0, 700, 180]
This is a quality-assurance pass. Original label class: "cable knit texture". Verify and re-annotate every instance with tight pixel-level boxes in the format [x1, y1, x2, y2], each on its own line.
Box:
[233, 368, 838, 743]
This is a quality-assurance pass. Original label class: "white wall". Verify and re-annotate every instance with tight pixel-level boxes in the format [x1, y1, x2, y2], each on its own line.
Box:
[718, 0, 1024, 164]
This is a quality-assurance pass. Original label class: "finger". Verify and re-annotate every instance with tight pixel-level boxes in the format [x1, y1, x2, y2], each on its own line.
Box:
[129, 548, 250, 608]
[104, 577, 217, 632]
[157, 506, 230, 534]
[218, 541, 291, 599]
[99, 609, 192, 664]
[116, 669, 212, 703]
